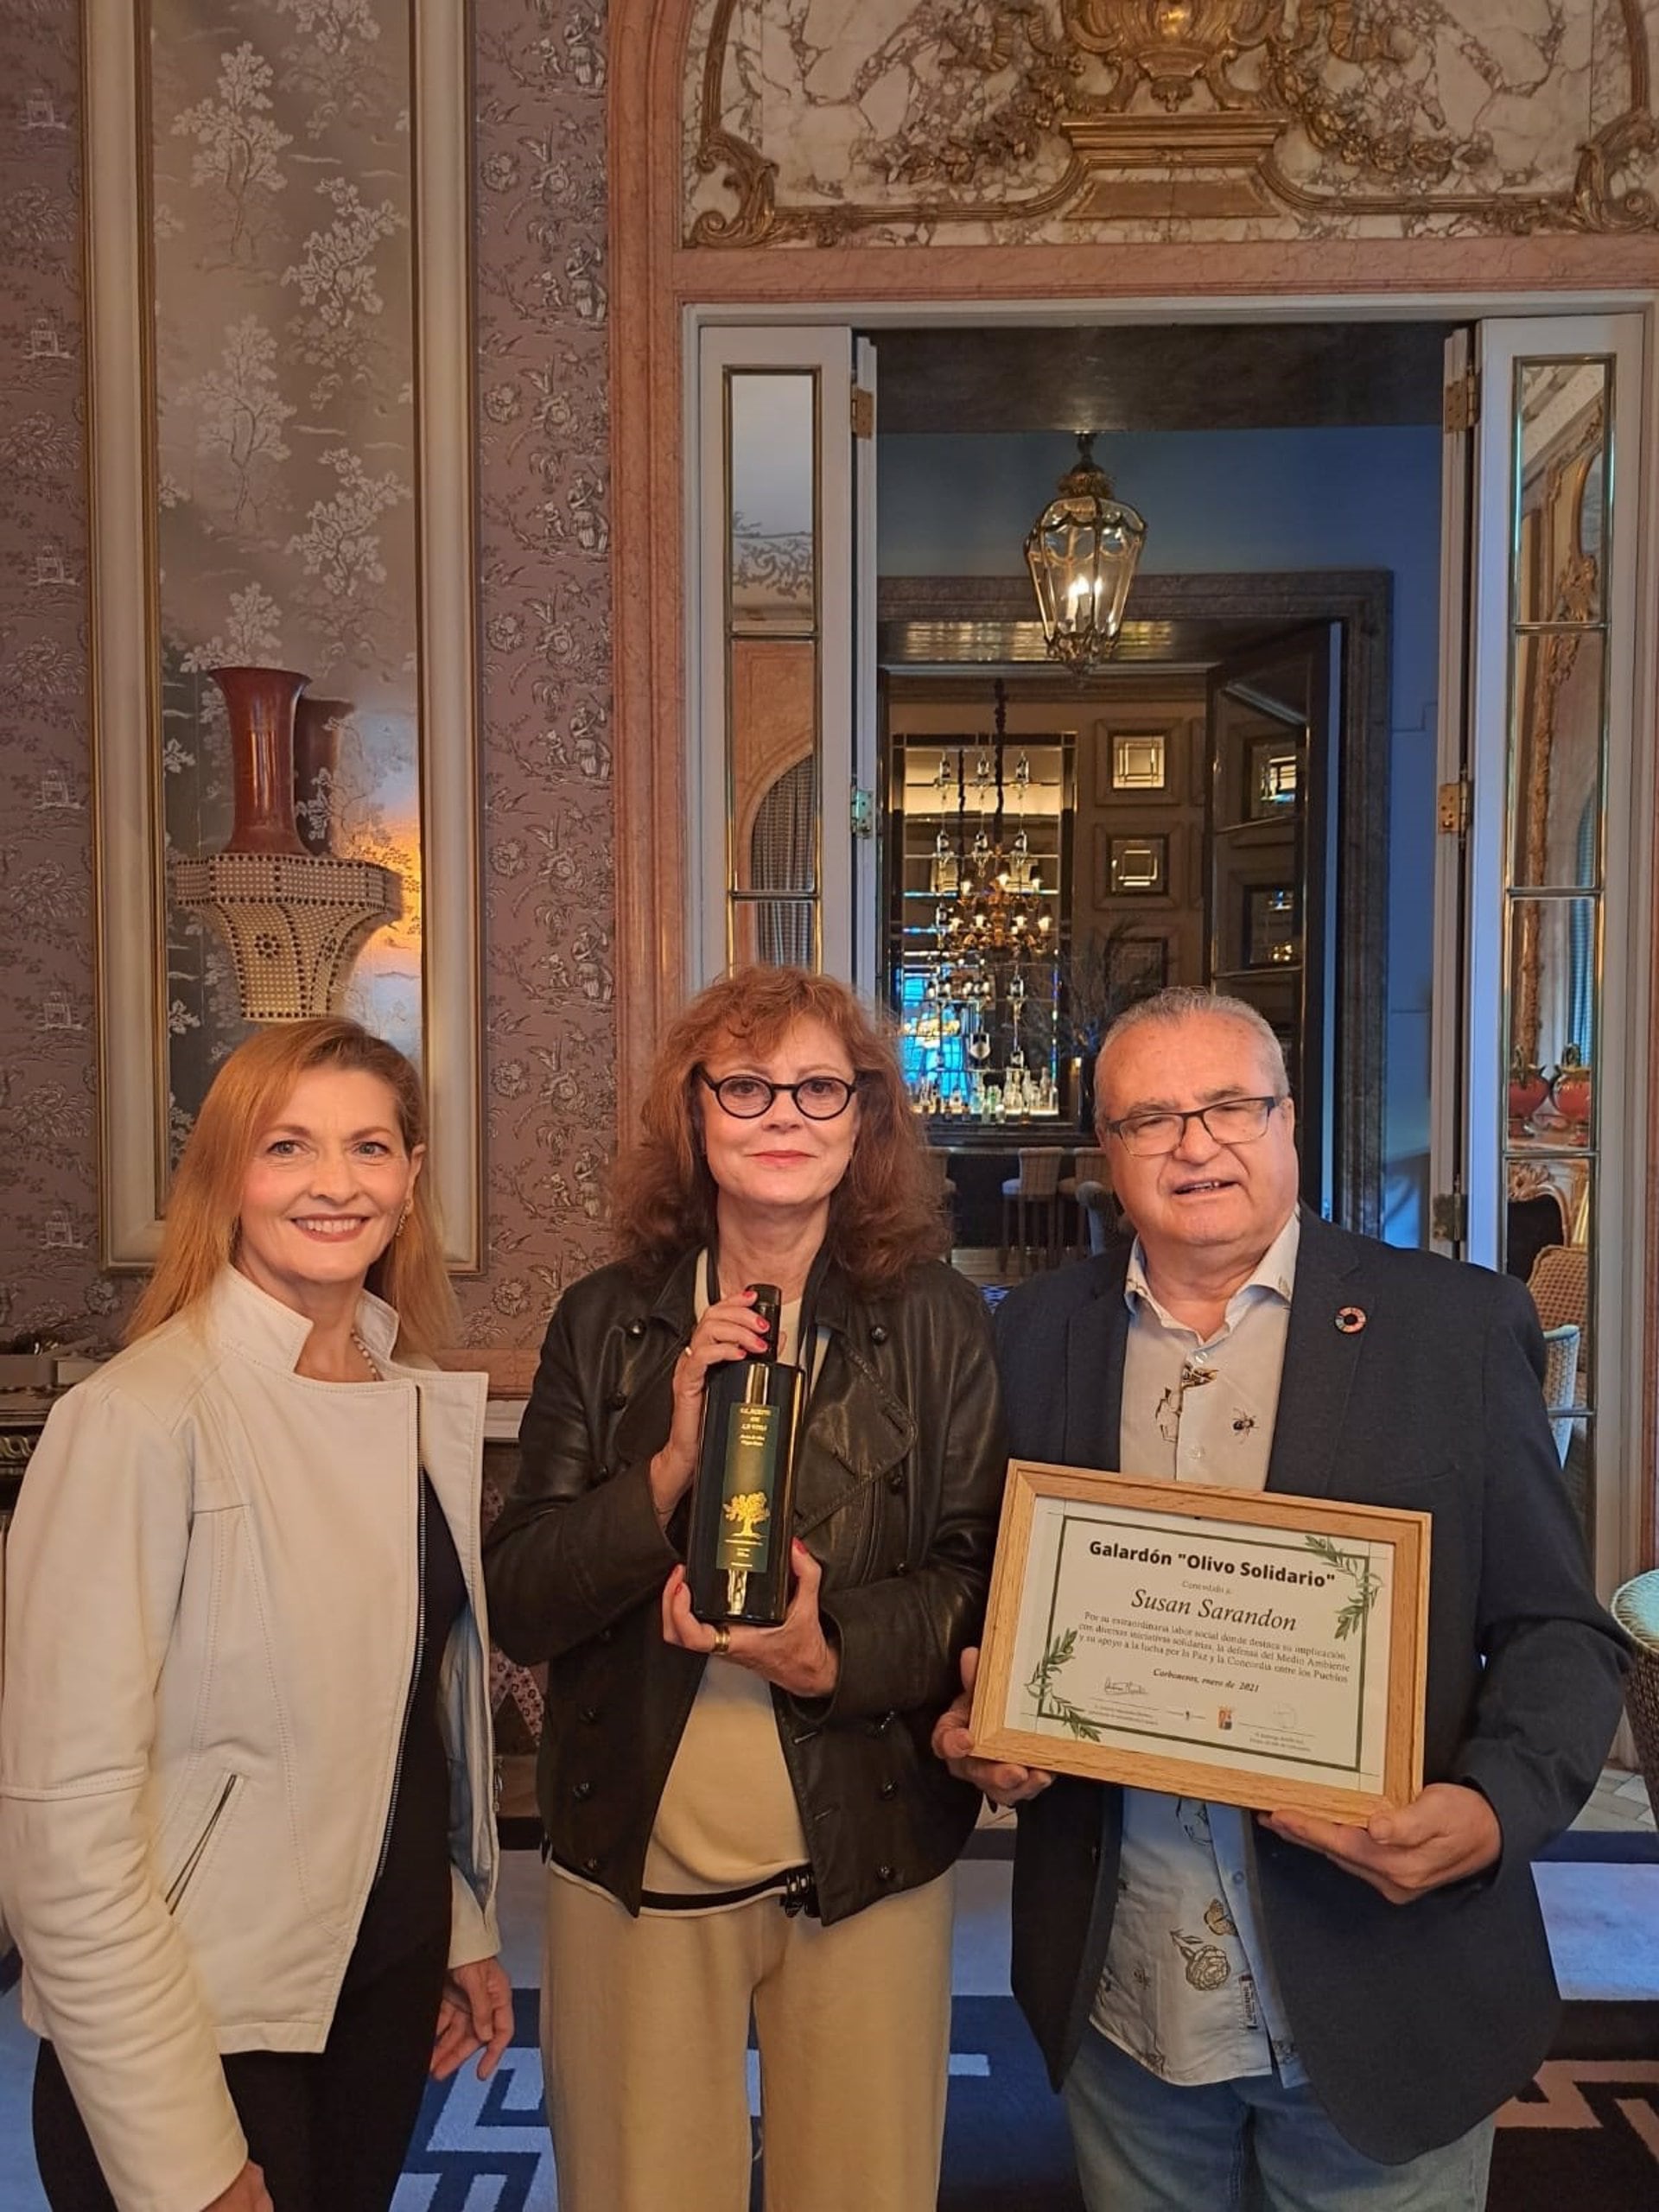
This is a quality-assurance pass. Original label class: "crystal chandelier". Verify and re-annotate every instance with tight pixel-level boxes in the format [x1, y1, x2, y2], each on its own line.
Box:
[1024, 431, 1146, 673]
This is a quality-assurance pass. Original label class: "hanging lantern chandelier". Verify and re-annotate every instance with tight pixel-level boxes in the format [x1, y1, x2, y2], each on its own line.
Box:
[1024, 431, 1146, 674]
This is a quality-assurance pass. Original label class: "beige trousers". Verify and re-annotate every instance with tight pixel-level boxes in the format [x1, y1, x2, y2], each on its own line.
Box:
[540, 1866, 956, 2212]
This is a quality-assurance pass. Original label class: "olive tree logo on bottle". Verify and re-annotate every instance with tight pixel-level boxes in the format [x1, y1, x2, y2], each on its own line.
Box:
[717, 1402, 779, 1573]
[722, 1489, 772, 1547]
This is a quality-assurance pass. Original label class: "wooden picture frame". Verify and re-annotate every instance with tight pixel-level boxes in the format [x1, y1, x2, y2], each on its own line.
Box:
[969, 1461, 1429, 1824]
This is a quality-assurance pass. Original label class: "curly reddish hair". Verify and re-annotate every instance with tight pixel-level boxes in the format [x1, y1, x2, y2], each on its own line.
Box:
[611, 967, 946, 1296]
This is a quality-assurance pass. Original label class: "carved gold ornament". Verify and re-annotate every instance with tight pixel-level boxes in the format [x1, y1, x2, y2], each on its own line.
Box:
[1068, 0, 1278, 114]
[689, 0, 1659, 243]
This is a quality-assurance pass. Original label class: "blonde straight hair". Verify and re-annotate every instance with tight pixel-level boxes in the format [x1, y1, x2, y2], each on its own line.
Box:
[128, 1019, 456, 1357]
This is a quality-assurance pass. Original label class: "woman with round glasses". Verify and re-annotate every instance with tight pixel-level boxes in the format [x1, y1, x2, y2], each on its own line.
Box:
[485, 965, 1006, 2212]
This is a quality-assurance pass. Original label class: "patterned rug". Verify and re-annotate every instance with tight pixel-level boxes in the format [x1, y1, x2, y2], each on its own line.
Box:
[392, 1993, 1659, 2210]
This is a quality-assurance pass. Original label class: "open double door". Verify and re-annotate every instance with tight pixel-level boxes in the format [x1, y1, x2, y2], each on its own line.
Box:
[690, 313, 1649, 1586]
[1430, 315, 1646, 1589]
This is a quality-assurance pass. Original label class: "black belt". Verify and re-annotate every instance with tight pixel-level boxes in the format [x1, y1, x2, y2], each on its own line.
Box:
[545, 1844, 821, 1918]
[639, 1863, 819, 1917]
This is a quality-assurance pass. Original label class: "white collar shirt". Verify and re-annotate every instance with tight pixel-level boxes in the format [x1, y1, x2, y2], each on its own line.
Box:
[1090, 1208, 1308, 2087]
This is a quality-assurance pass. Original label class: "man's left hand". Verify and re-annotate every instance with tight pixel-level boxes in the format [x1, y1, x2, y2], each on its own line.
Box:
[1260, 1782, 1502, 1904]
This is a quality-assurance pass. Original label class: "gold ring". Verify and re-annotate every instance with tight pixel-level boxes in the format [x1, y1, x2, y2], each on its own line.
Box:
[711, 1624, 731, 1657]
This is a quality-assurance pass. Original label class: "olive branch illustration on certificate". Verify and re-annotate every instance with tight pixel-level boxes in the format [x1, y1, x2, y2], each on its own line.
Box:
[1027, 1626, 1103, 1740]
[1302, 1535, 1383, 1642]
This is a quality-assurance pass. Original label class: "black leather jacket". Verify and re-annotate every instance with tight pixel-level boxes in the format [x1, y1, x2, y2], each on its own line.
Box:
[484, 1249, 1007, 1924]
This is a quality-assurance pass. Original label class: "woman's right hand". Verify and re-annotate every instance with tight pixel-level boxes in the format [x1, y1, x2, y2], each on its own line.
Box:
[202, 2162, 273, 2212]
[648, 1288, 769, 1522]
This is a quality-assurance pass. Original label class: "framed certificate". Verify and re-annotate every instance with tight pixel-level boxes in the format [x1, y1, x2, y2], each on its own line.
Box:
[970, 1462, 1430, 1824]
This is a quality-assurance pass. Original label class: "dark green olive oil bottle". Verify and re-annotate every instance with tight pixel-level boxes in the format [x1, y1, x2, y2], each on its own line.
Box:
[686, 1284, 804, 1627]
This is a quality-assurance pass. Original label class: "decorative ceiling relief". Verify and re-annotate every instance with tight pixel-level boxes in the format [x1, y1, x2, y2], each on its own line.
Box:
[685, 0, 1659, 244]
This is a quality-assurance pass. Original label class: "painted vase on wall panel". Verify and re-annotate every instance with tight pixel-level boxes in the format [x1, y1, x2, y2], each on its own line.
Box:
[150, 0, 423, 1155]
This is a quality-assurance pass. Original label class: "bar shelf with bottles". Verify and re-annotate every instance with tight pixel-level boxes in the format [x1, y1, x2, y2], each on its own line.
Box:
[886, 714, 1075, 1132]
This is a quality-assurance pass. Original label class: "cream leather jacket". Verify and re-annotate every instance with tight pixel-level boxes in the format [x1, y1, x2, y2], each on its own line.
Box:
[0, 1268, 499, 2212]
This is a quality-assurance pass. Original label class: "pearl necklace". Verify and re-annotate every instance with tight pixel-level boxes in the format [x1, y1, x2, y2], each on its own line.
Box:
[349, 1328, 383, 1382]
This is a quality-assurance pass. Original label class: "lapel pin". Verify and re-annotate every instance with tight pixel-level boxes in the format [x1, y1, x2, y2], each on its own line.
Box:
[1334, 1306, 1367, 1335]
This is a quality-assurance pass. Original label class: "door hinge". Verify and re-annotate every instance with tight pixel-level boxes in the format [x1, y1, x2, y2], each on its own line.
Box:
[850, 382, 874, 440]
[849, 785, 874, 838]
[1443, 369, 1479, 434]
[1438, 778, 1471, 836]
[1431, 1190, 1468, 1243]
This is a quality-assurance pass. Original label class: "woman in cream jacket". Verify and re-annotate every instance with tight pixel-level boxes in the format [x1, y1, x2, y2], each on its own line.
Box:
[0, 1020, 507, 2212]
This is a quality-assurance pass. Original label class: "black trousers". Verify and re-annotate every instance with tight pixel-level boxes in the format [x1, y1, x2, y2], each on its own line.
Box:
[31, 1929, 449, 2212]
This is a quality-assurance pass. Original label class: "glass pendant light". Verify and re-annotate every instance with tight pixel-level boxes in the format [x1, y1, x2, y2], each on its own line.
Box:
[1024, 431, 1146, 673]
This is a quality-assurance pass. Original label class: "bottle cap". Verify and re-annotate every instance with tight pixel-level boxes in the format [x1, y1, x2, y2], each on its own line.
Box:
[748, 1282, 783, 1349]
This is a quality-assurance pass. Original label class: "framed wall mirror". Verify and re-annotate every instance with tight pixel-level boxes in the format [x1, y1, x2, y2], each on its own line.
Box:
[84, 0, 481, 1268]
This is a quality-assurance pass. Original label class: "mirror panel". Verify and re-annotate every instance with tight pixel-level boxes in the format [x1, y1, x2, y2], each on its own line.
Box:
[1514, 360, 1609, 626]
[1499, 352, 1613, 1535]
[722, 372, 821, 963]
[730, 639, 817, 895]
[1508, 630, 1604, 890]
[728, 372, 817, 636]
[1505, 897, 1598, 1150]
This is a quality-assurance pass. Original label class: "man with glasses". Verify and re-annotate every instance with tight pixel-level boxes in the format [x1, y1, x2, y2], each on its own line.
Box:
[936, 986, 1625, 2212]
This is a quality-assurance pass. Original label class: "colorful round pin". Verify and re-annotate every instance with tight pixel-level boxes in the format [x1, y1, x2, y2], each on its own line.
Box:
[1334, 1306, 1367, 1334]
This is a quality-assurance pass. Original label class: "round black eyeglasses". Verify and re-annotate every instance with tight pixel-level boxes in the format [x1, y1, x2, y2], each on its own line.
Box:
[700, 1072, 862, 1121]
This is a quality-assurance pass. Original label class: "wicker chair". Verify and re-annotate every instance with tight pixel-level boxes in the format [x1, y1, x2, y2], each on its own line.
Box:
[921, 1145, 957, 1242]
[999, 1147, 1065, 1278]
[1527, 1245, 1591, 1477]
[1528, 1243, 1589, 1332]
[1072, 1179, 1122, 1257]
[1611, 1573, 1659, 1829]
[1539, 1322, 1581, 1469]
[1059, 1147, 1112, 1257]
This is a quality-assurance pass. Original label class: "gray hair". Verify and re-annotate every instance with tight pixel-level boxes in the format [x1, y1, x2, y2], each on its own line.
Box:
[1097, 986, 1290, 1099]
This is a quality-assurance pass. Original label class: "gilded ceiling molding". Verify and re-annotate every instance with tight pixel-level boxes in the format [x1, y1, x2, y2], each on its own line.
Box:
[687, 0, 1659, 244]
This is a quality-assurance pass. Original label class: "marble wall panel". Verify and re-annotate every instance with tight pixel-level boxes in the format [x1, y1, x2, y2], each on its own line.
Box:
[685, 0, 1659, 245]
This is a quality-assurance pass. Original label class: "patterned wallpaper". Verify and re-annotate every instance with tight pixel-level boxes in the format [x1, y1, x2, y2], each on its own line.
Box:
[469, 0, 615, 1338]
[0, 0, 616, 1351]
[0, 2, 108, 1348]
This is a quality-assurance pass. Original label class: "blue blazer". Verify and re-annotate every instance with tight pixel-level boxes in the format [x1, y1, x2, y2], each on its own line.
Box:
[995, 1209, 1628, 2163]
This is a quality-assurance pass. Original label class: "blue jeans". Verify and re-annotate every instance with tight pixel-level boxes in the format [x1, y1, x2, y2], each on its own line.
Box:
[1063, 2027, 1496, 2212]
